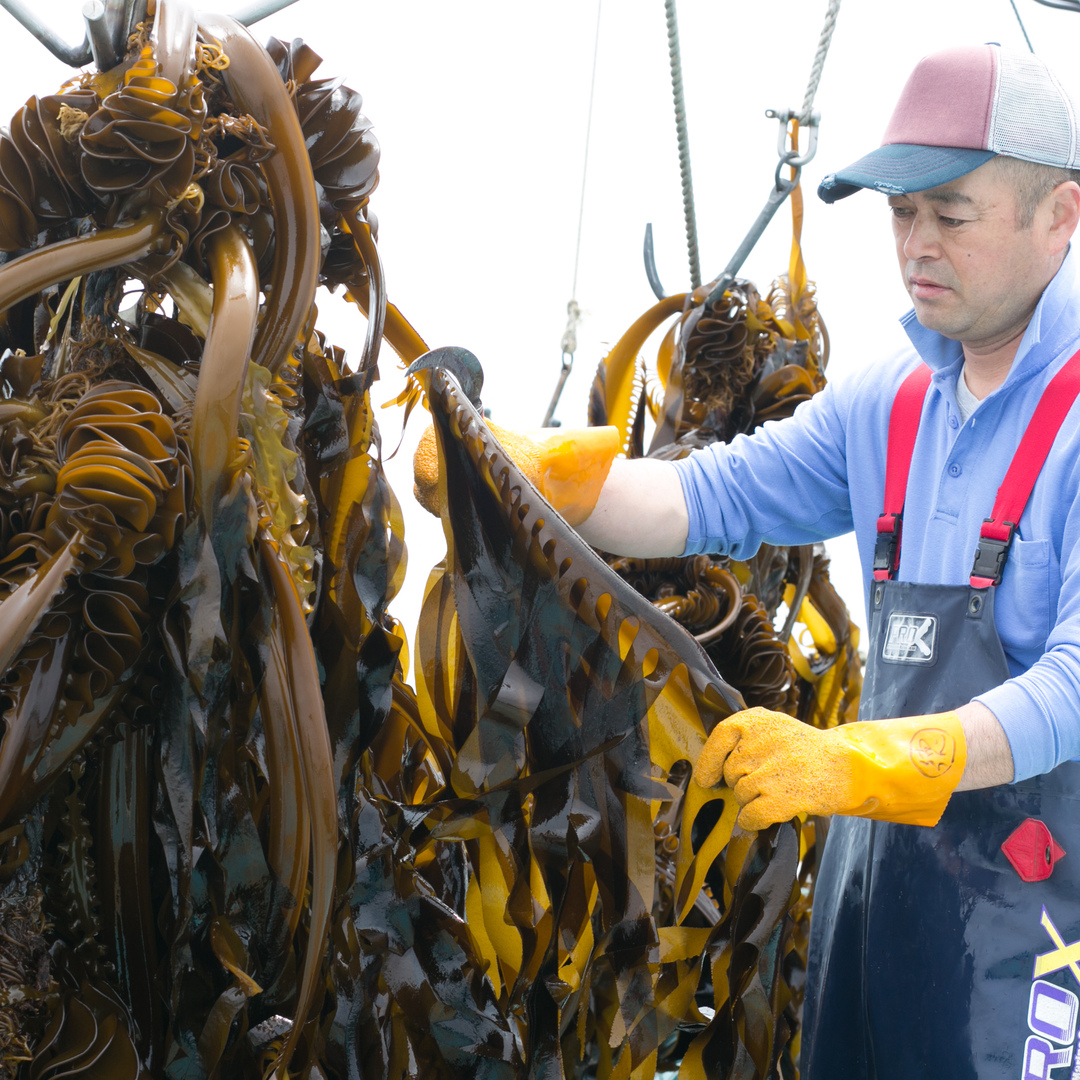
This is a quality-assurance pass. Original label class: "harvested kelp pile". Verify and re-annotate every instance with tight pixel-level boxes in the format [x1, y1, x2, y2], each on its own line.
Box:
[0, 3, 860, 1077]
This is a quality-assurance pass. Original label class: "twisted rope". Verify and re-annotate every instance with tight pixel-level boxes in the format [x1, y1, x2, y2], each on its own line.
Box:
[799, 0, 842, 124]
[665, 0, 701, 290]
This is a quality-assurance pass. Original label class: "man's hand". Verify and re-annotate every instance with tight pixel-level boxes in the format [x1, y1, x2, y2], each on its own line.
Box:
[694, 707, 968, 830]
[414, 423, 620, 526]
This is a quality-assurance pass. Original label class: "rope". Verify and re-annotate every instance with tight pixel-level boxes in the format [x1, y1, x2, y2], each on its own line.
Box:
[798, 0, 841, 124]
[1008, 0, 1036, 51]
[570, 0, 602, 301]
[664, 0, 701, 290]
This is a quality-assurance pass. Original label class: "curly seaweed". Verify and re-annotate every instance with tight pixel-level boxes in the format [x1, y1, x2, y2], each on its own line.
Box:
[0, 6, 863, 1079]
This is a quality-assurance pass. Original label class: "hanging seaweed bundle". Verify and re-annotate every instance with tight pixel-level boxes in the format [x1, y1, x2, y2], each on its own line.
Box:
[586, 237, 862, 1073]
[0, 3, 861, 1078]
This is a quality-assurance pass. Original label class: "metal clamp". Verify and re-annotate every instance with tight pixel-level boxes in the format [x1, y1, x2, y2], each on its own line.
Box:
[765, 108, 820, 168]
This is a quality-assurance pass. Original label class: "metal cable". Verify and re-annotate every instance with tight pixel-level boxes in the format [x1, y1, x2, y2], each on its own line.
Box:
[1008, 0, 1036, 50]
[570, 0, 602, 302]
[546, 0, 601, 426]
[799, 0, 842, 124]
[665, 0, 701, 290]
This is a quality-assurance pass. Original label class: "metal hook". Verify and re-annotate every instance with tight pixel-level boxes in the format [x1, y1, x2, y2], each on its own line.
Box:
[541, 352, 573, 427]
[642, 223, 667, 301]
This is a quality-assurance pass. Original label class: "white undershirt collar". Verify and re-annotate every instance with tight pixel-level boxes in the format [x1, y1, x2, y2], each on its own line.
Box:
[955, 365, 982, 424]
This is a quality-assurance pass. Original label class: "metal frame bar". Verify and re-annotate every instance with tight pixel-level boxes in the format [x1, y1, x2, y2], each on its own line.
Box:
[0, 0, 92, 66]
[1031, 0, 1080, 11]
[0, 0, 301, 69]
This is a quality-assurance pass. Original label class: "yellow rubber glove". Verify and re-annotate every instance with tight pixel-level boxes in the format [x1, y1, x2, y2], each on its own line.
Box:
[413, 423, 620, 526]
[693, 706, 966, 830]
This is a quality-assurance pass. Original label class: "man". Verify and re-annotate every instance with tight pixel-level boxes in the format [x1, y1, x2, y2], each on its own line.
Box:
[412, 41, 1080, 1077]
[573, 44, 1080, 1079]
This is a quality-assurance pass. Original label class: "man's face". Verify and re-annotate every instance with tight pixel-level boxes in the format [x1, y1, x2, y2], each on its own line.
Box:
[888, 160, 1058, 353]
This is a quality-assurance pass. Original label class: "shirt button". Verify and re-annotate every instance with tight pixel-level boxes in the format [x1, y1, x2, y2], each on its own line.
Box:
[949, 462, 962, 477]
[949, 414, 959, 429]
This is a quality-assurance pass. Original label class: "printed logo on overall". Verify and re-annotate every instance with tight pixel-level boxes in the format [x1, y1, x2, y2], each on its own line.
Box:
[1021, 907, 1080, 1078]
[881, 612, 937, 664]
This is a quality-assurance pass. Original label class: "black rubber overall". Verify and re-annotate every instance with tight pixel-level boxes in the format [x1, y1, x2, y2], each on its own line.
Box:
[801, 578, 1080, 1080]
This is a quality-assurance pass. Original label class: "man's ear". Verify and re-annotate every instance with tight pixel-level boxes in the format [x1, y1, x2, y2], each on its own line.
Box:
[1047, 181, 1080, 254]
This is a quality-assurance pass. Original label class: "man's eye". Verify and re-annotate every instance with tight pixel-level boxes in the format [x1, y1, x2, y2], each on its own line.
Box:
[890, 205, 913, 218]
[939, 216, 966, 227]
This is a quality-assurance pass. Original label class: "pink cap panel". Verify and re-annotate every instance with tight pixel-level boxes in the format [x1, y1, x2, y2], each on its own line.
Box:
[882, 45, 997, 151]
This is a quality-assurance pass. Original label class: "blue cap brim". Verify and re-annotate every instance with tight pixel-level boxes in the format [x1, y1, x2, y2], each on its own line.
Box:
[817, 144, 996, 203]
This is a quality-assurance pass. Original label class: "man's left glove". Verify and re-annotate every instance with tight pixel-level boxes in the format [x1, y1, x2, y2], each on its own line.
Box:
[414, 423, 620, 526]
[693, 707, 967, 830]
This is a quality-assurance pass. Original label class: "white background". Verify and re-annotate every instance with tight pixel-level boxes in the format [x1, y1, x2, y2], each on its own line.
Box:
[3, 0, 1078, 675]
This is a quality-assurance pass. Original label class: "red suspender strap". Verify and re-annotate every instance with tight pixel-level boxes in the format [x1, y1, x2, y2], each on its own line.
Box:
[874, 364, 933, 582]
[970, 345, 1080, 588]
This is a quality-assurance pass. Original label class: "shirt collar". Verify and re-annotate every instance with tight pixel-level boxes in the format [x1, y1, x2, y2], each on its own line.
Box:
[900, 243, 1080, 384]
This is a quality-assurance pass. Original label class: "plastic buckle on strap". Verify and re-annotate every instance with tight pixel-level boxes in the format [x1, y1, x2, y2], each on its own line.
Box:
[873, 512, 901, 582]
[969, 520, 1016, 588]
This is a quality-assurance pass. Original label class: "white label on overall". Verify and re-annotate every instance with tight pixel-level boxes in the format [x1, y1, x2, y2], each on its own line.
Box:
[882, 612, 937, 663]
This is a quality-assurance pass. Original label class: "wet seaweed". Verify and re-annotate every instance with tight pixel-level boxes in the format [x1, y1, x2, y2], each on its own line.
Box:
[0, 6, 861, 1078]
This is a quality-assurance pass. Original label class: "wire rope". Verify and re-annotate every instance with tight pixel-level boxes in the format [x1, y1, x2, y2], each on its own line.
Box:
[664, 0, 700, 290]
[570, 0, 602, 303]
[544, 0, 601, 426]
[1008, 0, 1036, 50]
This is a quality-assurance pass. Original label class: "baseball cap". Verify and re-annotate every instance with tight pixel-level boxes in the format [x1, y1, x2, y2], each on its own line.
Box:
[818, 44, 1080, 203]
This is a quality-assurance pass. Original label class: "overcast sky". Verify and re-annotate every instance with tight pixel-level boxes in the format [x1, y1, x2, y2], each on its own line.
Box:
[1, 0, 1076, 675]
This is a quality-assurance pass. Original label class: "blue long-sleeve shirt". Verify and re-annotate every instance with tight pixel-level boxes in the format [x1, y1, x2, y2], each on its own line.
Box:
[673, 246, 1080, 783]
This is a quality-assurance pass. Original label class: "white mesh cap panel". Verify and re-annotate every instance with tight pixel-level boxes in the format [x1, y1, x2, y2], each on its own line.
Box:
[990, 51, 1079, 167]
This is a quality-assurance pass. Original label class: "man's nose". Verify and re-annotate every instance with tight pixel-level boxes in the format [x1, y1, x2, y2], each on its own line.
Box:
[902, 215, 940, 260]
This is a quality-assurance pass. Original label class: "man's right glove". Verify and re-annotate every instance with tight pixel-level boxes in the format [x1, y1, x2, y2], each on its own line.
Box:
[414, 422, 620, 526]
[693, 707, 967, 830]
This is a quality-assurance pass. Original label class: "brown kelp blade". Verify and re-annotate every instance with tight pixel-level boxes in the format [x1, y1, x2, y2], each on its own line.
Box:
[197, 13, 321, 376]
[189, 223, 259, 527]
[421, 358, 747, 1072]
[258, 529, 337, 1077]
[0, 211, 165, 316]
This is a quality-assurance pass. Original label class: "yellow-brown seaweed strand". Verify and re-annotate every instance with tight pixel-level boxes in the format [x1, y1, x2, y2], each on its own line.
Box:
[152, 0, 197, 90]
[258, 528, 337, 1078]
[258, 614, 311, 940]
[344, 209, 385, 376]
[0, 534, 83, 687]
[602, 293, 687, 449]
[0, 534, 84, 823]
[197, 13, 320, 376]
[189, 223, 258, 526]
[0, 211, 165, 316]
